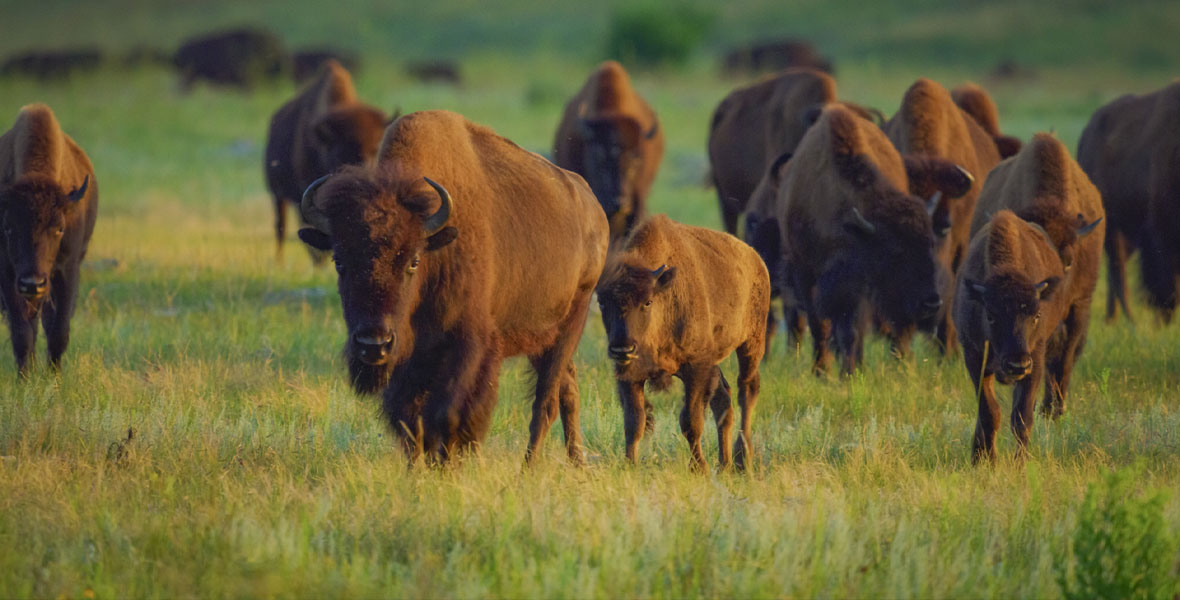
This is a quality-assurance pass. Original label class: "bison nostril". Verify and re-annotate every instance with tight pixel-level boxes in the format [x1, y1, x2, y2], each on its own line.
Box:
[352, 332, 395, 365]
[608, 343, 638, 360]
[922, 295, 942, 309]
[17, 276, 48, 297]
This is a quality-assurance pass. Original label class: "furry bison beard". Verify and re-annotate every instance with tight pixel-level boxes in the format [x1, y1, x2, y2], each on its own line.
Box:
[344, 342, 394, 395]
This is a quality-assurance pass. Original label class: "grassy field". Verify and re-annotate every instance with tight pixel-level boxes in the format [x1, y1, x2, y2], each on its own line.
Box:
[2, 2, 1179, 598]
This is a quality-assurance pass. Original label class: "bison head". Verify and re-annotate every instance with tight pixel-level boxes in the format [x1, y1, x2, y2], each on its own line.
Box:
[0, 174, 88, 306]
[297, 166, 458, 395]
[596, 263, 677, 375]
[963, 273, 1059, 384]
[310, 105, 387, 176]
[1016, 207, 1102, 274]
[578, 116, 657, 221]
[902, 155, 974, 239]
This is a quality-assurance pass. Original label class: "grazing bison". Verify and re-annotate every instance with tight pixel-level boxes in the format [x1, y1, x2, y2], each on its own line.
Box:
[1, 48, 103, 80]
[553, 61, 664, 241]
[298, 110, 608, 465]
[969, 133, 1104, 419]
[597, 215, 769, 471]
[405, 60, 462, 86]
[1077, 81, 1180, 323]
[951, 82, 1023, 159]
[884, 78, 1003, 355]
[292, 48, 360, 84]
[264, 60, 388, 262]
[0, 104, 98, 376]
[777, 105, 943, 375]
[721, 39, 833, 75]
[173, 28, 286, 91]
[955, 211, 1071, 463]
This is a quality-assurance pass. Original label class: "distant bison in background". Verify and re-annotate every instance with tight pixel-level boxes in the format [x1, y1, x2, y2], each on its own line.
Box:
[405, 60, 462, 86]
[1, 48, 103, 80]
[1077, 80, 1180, 323]
[0, 104, 99, 376]
[293, 48, 360, 84]
[264, 60, 388, 263]
[951, 82, 1023, 159]
[597, 215, 769, 471]
[554, 61, 664, 242]
[298, 110, 608, 465]
[173, 27, 286, 91]
[721, 39, 832, 75]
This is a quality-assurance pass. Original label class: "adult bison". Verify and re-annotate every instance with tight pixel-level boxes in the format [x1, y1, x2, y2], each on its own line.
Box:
[955, 211, 1073, 463]
[951, 82, 1023, 159]
[884, 78, 1002, 355]
[597, 215, 769, 471]
[720, 39, 833, 76]
[777, 105, 943, 375]
[173, 27, 286, 91]
[1, 47, 103, 81]
[264, 60, 388, 263]
[553, 61, 663, 242]
[970, 133, 1104, 419]
[0, 104, 98, 376]
[1077, 81, 1180, 323]
[298, 110, 608, 465]
[742, 152, 805, 353]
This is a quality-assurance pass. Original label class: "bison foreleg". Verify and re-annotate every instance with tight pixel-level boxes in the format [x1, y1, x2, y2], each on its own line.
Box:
[557, 363, 585, 465]
[1, 278, 38, 377]
[679, 365, 714, 473]
[41, 265, 79, 370]
[618, 380, 647, 463]
[966, 346, 1001, 464]
[1010, 347, 1045, 460]
[427, 336, 500, 462]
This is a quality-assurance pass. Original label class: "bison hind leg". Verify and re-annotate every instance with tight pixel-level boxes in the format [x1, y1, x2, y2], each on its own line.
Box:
[525, 288, 593, 466]
[708, 367, 734, 470]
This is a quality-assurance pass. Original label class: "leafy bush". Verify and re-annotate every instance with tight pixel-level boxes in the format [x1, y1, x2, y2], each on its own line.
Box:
[1057, 465, 1178, 600]
[604, 3, 715, 67]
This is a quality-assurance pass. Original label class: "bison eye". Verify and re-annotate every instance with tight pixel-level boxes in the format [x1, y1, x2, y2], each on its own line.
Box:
[643, 300, 653, 309]
[406, 256, 420, 274]
[56, 227, 65, 236]
[985, 314, 996, 326]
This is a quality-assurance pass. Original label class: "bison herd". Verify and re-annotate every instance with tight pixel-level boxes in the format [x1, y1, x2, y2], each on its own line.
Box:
[2, 52, 1178, 470]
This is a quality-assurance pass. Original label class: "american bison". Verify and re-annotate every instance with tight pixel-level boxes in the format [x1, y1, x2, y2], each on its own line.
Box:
[0, 104, 98, 376]
[264, 60, 388, 263]
[970, 133, 1103, 420]
[293, 48, 360, 84]
[777, 105, 944, 375]
[1, 48, 103, 80]
[955, 211, 1075, 463]
[298, 110, 608, 465]
[743, 152, 806, 353]
[554, 61, 664, 242]
[884, 78, 1003, 355]
[173, 27, 286, 91]
[1077, 81, 1180, 323]
[951, 82, 1023, 159]
[597, 215, 769, 471]
[405, 60, 462, 86]
[721, 39, 833, 75]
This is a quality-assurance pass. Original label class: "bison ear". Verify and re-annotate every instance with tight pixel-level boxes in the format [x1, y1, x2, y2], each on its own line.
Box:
[1035, 276, 1060, 301]
[767, 152, 792, 184]
[67, 174, 90, 203]
[905, 156, 974, 199]
[964, 279, 987, 302]
[994, 135, 1022, 159]
[387, 106, 403, 125]
[800, 104, 824, 127]
[425, 226, 458, 251]
[655, 265, 677, 291]
[298, 227, 332, 251]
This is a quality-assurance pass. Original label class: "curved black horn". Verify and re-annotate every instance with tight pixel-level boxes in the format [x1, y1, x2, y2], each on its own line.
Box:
[67, 174, 89, 203]
[926, 190, 942, 216]
[651, 264, 667, 278]
[956, 164, 975, 183]
[1077, 216, 1103, 238]
[644, 119, 659, 140]
[300, 174, 333, 233]
[850, 207, 877, 235]
[422, 177, 454, 236]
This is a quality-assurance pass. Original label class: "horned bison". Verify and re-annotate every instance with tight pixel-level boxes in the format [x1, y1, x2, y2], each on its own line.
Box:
[597, 215, 769, 471]
[553, 61, 664, 242]
[0, 104, 98, 376]
[264, 60, 388, 262]
[1077, 80, 1180, 323]
[777, 105, 943, 375]
[298, 110, 608, 465]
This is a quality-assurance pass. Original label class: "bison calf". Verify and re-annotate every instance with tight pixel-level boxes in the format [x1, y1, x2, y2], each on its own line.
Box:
[597, 215, 769, 471]
[0, 104, 98, 376]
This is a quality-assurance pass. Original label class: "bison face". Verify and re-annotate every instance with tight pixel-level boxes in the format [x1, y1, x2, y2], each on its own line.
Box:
[0, 175, 87, 305]
[843, 201, 943, 329]
[597, 264, 677, 374]
[578, 116, 654, 219]
[298, 170, 457, 394]
[964, 274, 1059, 384]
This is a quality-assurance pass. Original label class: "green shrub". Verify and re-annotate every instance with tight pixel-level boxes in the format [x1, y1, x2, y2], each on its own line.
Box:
[1057, 465, 1178, 600]
[604, 3, 715, 67]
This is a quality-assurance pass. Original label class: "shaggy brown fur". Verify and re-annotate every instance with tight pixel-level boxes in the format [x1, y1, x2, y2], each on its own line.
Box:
[0, 104, 99, 376]
[299, 110, 608, 466]
[1077, 80, 1180, 323]
[553, 61, 664, 241]
[969, 133, 1104, 419]
[264, 60, 388, 263]
[884, 78, 1005, 354]
[597, 215, 769, 471]
[777, 106, 943, 375]
[954, 211, 1069, 463]
[951, 82, 1023, 158]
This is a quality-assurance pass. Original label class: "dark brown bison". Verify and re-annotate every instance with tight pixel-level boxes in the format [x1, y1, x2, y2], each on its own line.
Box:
[777, 105, 944, 375]
[597, 215, 769, 471]
[293, 48, 360, 84]
[553, 61, 664, 241]
[1, 48, 103, 80]
[1077, 81, 1180, 323]
[0, 104, 98, 376]
[173, 28, 286, 91]
[955, 211, 1072, 463]
[884, 78, 1003, 355]
[405, 60, 462, 86]
[742, 151, 805, 353]
[721, 39, 833, 75]
[297, 110, 608, 465]
[264, 60, 388, 262]
[951, 82, 1023, 159]
[708, 68, 882, 235]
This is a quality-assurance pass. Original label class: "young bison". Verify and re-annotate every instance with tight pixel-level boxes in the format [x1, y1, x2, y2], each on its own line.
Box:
[955, 211, 1069, 463]
[0, 104, 98, 376]
[597, 215, 770, 471]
